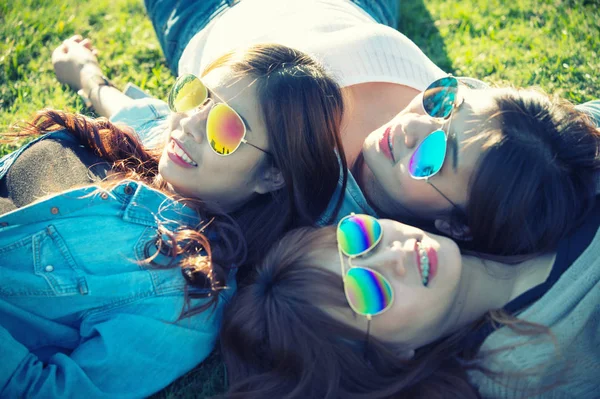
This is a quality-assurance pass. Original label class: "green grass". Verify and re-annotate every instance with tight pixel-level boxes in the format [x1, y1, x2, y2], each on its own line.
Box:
[402, 0, 599, 103]
[1, 0, 599, 397]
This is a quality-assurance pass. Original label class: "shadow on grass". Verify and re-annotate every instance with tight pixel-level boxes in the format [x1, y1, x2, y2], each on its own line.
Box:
[399, 0, 453, 73]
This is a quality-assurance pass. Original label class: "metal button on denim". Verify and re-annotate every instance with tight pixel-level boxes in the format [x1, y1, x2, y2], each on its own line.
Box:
[45, 265, 54, 272]
[50, 207, 59, 215]
[100, 192, 109, 200]
[124, 185, 134, 195]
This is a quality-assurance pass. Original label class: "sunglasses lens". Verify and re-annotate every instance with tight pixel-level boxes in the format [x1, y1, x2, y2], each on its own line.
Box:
[408, 129, 447, 178]
[423, 76, 458, 118]
[337, 214, 382, 257]
[344, 267, 393, 316]
[168, 74, 208, 113]
[207, 103, 246, 155]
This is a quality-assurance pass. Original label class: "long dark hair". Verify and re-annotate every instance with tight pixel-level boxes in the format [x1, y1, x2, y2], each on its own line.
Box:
[8, 109, 246, 317]
[458, 88, 600, 256]
[220, 226, 559, 398]
[202, 44, 347, 269]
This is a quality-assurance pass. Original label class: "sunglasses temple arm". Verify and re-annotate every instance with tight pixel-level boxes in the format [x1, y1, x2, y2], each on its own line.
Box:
[427, 181, 462, 213]
[364, 315, 372, 360]
[241, 138, 272, 156]
[338, 247, 346, 277]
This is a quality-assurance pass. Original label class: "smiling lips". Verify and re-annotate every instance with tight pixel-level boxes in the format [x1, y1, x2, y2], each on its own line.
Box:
[167, 139, 198, 168]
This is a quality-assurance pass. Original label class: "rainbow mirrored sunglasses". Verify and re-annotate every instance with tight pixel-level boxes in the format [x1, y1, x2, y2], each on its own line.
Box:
[168, 74, 270, 157]
[337, 213, 394, 321]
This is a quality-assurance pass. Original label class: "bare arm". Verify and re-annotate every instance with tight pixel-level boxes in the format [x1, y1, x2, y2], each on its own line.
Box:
[52, 35, 135, 119]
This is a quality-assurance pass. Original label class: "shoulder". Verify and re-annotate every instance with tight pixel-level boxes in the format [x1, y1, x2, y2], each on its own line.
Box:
[109, 98, 170, 148]
[302, 24, 446, 89]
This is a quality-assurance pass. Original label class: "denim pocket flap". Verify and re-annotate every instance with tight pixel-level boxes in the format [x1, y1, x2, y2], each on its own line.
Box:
[0, 225, 88, 297]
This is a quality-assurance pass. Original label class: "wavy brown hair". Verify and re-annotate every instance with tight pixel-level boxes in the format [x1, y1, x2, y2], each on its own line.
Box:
[221, 226, 560, 398]
[6, 109, 246, 318]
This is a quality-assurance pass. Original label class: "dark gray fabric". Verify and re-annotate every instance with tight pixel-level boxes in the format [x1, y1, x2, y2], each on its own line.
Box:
[0, 138, 110, 215]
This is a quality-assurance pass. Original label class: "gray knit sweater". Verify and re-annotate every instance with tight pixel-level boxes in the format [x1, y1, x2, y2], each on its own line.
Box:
[467, 225, 600, 397]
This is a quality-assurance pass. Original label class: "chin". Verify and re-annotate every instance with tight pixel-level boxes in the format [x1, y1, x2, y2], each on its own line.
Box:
[363, 127, 383, 152]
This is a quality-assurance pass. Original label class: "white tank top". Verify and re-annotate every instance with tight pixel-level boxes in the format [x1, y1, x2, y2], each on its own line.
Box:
[178, 0, 446, 90]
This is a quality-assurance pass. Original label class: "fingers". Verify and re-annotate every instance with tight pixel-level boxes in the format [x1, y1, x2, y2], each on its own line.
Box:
[80, 38, 93, 49]
[58, 35, 98, 55]
[63, 35, 94, 48]
[68, 34, 83, 42]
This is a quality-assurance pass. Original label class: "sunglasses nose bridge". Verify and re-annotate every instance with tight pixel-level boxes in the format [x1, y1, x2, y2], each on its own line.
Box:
[405, 116, 440, 148]
[181, 101, 214, 143]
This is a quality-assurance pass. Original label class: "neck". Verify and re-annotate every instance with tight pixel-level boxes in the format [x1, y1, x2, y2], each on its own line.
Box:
[439, 252, 556, 337]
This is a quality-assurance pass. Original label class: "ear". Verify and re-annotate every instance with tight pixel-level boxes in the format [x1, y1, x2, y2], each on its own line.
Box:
[434, 218, 473, 241]
[254, 166, 285, 194]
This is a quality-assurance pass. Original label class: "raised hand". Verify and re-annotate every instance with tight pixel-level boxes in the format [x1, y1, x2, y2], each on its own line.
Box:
[52, 35, 104, 92]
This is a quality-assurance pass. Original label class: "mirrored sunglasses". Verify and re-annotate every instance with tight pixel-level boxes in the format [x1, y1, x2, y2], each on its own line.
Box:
[408, 76, 461, 180]
[337, 213, 394, 318]
[168, 74, 267, 156]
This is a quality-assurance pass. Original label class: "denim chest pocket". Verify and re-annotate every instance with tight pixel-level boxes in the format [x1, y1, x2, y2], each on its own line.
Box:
[0, 225, 88, 297]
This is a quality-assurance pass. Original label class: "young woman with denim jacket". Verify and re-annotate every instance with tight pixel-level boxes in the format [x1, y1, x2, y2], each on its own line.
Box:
[0, 109, 245, 398]
[0, 41, 347, 397]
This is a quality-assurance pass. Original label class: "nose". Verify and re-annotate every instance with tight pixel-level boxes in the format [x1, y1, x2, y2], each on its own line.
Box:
[386, 240, 408, 277]
[401, 114, 444, 149]
[365, 240, 406, 278]
[179, 98, 214, 144]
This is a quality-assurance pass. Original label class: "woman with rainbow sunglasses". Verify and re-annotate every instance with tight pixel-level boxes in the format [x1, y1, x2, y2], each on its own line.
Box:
[220, 209, 600, 398]
[53, 0, 600, 259]
[0, 43, 347, 398]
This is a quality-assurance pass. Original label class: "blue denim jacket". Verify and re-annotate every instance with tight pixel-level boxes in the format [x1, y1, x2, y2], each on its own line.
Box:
[110, 99, 377, 225]
[0, 130, 236, 398]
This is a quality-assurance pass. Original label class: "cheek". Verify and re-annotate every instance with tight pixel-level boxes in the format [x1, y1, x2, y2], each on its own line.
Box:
[372, 297, 429, 342]
[167, 112, 183, 131]
[404, 93, 426, 116]
[201, 152, 263, 187]
[393, 170, 438, 207]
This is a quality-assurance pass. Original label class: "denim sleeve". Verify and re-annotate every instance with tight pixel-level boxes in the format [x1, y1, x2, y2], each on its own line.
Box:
[110, 97, 171, 149]
[576, 100, 600, 193]
[575, 100, 600, 128]
[0, 296, 221, 398]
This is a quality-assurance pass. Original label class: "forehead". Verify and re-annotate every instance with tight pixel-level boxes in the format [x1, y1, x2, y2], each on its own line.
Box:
[452, 88, 500, 154]
[432, 88, 502, 199]
[319, 244, 345, 276]
[454, 88, 498, 129]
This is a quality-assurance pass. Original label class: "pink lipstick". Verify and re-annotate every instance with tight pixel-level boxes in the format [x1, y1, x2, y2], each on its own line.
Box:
[379, 126, 396, 163]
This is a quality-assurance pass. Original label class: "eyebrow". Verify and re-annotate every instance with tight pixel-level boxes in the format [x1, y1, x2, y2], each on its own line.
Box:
[207, 87, 253, 132]
[446, 94, 465, 171]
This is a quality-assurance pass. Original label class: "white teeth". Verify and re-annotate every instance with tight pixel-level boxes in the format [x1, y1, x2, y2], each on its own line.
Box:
[416, 241, 430, 287]
[173, 141, 197, 166]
